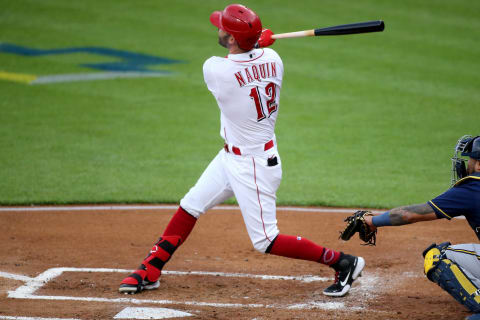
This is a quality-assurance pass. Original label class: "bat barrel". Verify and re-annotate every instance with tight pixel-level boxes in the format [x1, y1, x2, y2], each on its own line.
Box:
[314, 20, 384, 36]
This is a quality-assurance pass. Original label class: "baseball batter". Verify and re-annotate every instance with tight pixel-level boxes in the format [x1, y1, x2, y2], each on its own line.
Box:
[347, 135, 480, 319]
[120, 4, 365, 297]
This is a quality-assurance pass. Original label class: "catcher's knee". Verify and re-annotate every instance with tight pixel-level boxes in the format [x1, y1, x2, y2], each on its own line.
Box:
[423, 244, 480, 313]
[423, 242, 451, 279]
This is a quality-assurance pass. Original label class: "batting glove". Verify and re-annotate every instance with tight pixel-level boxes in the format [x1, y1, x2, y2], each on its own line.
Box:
[257, 28, 275, 48]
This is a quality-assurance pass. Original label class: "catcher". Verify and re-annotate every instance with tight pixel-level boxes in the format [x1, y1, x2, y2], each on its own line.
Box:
[340, 135, 480, 320]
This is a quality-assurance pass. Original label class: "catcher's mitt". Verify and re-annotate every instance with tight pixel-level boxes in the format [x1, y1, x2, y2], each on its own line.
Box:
[339, 210, 377, 246]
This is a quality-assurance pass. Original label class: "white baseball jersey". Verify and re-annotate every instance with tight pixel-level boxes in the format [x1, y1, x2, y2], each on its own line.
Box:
[203, 48, 283, 146]
[180, 48, 284, 253]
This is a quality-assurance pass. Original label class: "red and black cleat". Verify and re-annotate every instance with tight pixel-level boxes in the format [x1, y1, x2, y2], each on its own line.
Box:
[119, 236, 181, 294]
[119, 265, 160, 294]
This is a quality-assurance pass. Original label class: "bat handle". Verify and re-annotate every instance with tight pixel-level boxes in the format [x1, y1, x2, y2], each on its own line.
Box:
[271, 29, 315, 40]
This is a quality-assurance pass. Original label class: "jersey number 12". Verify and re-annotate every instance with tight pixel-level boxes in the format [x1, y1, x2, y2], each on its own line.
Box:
[249, 82, 278, 122]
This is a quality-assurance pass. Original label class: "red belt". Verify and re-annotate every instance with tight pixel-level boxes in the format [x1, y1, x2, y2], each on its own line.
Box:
[224, 140, 274, 156]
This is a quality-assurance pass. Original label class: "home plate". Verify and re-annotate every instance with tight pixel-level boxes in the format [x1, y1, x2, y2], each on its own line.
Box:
[114, 307, 193, 319]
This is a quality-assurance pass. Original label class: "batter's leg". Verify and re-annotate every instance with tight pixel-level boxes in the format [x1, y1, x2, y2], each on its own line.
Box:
[119, 207, 196, 294]
[266, 234, 340, 265]
[119, 150, 234, 294]
[225, 154, 364, 297]
[267, 234, 365, 297]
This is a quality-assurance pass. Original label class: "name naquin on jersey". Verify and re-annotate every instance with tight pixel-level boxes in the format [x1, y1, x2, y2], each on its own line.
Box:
[234, 62, 278, 87]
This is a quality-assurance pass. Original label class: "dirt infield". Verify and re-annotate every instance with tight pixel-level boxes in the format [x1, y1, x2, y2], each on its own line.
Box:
[0, 205, 477, 319]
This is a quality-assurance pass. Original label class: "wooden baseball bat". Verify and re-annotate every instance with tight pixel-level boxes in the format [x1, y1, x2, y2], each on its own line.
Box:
[271, 20, 385, 40]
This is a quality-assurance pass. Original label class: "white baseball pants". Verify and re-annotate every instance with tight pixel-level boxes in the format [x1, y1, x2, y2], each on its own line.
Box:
[180, 147, 282, 253]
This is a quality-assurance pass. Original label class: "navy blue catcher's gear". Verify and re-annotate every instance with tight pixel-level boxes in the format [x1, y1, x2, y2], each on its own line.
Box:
[462, 136, 480, 160]
[429, 172, 480, 240]
[452, 135, 480, 185]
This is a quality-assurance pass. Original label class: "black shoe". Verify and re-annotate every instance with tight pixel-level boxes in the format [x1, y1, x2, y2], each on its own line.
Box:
[323, 254, 365, 297]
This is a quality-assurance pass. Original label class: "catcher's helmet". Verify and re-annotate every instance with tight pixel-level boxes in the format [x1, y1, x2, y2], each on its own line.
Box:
[451, 135, 480, 185]
[461, 135, 480, 160]
[210, 4, 262, 51]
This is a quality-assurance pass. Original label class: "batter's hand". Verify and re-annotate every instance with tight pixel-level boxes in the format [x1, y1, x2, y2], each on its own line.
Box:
[257, 29, 275, 48]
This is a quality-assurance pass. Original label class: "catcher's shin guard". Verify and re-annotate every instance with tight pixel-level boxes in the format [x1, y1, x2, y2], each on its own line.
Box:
[423, 242, 451, 280]
[426, 257, 480, 312]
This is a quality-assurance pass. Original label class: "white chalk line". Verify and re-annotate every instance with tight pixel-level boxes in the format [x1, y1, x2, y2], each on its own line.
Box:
[0, 204, 384, 214]
[2, 267, 363, 311]
[0, 271, 33, 282]
[287, 301, 352, 310]
[0, 204, 466, 219]
[162, 270, 331, 283]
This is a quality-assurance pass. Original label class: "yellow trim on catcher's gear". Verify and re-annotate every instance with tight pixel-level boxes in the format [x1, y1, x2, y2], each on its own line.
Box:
[429, 200, 452, 219]
[447, 248, 480, 260]
[444, 259, 480, 304]
[424, 247, 441, 275]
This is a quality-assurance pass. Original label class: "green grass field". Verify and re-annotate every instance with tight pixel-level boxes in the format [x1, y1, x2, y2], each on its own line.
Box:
[0, 0, 478, 208]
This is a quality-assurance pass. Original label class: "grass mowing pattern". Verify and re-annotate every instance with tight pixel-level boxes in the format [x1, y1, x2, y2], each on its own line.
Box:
[0, 0, 478, 207]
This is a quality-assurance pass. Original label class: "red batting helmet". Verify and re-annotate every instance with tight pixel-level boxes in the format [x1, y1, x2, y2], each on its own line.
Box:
[210, 4, 262, 51]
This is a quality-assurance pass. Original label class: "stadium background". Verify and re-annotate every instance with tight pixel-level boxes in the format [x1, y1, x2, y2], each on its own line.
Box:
[1, 0, 478, 208]
[1, 1, 479, 319]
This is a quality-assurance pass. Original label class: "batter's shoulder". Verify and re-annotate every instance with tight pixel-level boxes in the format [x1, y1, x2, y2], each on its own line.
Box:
[262, 48, 283, 66]
[263, 48, 281, 59]
[204, 56, 227, 67]
[203, 56, 228, 74]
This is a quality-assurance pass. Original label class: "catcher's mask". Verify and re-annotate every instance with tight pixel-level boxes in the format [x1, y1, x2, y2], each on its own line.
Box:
[451, 135, 480, 185]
